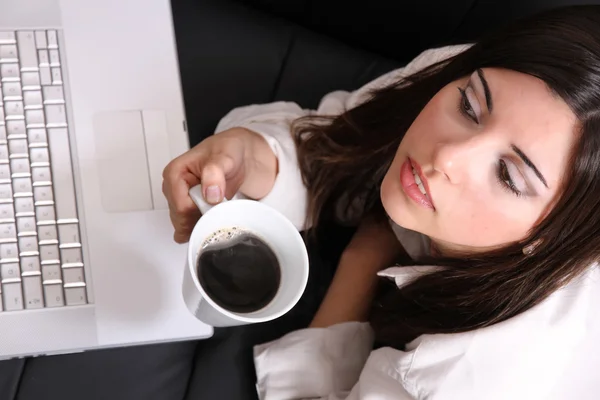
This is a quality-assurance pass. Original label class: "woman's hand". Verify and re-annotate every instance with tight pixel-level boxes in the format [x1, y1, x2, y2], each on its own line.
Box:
[162, 127, 277, 243]
[310, 216, 406, 328]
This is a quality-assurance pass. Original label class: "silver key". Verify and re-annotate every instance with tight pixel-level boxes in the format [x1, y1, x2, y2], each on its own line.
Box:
[3, 82, 22, 99]
[19, 235, 38, 254]
[34, 185, 53, 203]
[0, 289, 3, 311]
[30, 148, 49, 165]
[40, 244, 59, 262]
[25, 110, 45, 125]
[32, 166, 51, 183]
[16, 217, 36, 233]
[0, 242, 18, 259]
[36, 205, 55, 222]
[18, 236, 37, 256]
[22, 72, 41, 89]
[9, 140, 28, 155]
[17, 31, 38, 70]
[38, 49, 49, 66]
[47, 129, 77, 221]
[10, 158, 30, 174]
[0, 45, 17, 61]
[1, 263, 20, 281]
[42, 264, 61, 282]
[65, 287, 86, 306]
[0, 147, 6, 162]
[0, 126, 6, 141]
[12, 178, 32, 195]
[35, 31, 47, 49]
[51, 68, 62, 84]
[43, 86, 64, 103]
[0, 183, 12, 200]
[58, 223, 79, 244]
[14, 197, 34, 215]
[0, 224, 16, 241]
[3, 282, 23, 310]
[28, 129, 48, 145]
[62, 267, 84, 284]
[0, 203, 13, 220]
[49, 50, 60, 66]
[45, 104, 66, 125]
[0, 32, 15, 44]
[61, 247, 82, 265]
[0, 164, 10, 182]
[38, 224, 57, 241]
[5, 101, 23, 117]
[7, 121, 26, 137]
[0, 63, 20, 79]
[47, 31, 58, 49]
[43, 284, 63, 307]
[24, 91, 43, 108]
[21, 256, 40, 273]
[23, 275, 43, 309]
[40, 67, 51, 85]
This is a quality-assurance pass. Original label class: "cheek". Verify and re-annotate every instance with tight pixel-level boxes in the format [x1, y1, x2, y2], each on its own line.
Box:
[438, 194, 538, 247]
[401, 93, 456, 150]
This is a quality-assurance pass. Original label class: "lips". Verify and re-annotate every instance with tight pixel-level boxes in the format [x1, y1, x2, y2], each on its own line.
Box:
[400, 157, 435, 210]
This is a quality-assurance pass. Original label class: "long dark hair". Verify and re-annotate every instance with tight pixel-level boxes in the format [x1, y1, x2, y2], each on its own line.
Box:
[293, 5, 600, 348]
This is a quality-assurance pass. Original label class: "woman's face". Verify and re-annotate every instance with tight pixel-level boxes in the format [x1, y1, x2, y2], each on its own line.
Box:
[381, 68, 578, 254]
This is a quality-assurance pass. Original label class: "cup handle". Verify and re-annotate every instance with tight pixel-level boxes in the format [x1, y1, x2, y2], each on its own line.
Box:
[189, 184, 241, 215]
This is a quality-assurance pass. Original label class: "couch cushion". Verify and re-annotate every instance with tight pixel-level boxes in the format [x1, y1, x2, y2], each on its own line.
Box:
[236, 0, 600, 62]
[172, 0, 399, 146]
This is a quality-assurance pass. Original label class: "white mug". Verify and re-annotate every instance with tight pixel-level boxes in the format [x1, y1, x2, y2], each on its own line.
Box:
[182, 185, 309, 327]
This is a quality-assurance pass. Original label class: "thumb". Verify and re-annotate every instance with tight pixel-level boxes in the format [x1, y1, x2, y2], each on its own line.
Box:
[200, 154, 241, 204]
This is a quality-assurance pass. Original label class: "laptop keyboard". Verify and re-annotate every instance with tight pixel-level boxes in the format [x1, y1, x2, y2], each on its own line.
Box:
[0, 30, 87, 312]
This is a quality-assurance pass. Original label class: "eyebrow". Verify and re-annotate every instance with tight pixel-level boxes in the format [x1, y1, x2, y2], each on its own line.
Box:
[511, 144, 548, 188]
[476, 69, 493, 112]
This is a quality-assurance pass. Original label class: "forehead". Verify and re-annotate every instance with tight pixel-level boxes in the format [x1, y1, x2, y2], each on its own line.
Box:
[483, 68, 578, 189]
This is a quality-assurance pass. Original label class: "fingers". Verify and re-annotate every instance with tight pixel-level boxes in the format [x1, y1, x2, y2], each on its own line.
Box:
[163, 149, 203, 243]
[170, 207, 200, 244]
[162, 150, 242, 244]
[163, 167, 201, 243]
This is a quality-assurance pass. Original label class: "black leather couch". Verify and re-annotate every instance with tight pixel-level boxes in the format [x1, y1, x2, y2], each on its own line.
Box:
[2, 0, 599, 399]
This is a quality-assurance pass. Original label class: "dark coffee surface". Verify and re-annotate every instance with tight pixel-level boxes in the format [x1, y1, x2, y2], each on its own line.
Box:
[197, 232, 280, 313]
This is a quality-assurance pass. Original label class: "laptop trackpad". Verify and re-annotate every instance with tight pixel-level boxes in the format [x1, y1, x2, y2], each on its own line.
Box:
[93, 111, 153, 212]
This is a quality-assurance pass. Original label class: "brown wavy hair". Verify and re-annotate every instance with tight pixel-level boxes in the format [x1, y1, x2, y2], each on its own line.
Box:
[292, 5, 600, 348]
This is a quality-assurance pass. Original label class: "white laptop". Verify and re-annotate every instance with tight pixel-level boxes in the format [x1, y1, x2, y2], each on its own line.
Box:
[0, 0, 213, 360]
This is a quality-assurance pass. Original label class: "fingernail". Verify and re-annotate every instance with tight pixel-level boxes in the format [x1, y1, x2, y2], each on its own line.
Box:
[205, 185, 221, 203]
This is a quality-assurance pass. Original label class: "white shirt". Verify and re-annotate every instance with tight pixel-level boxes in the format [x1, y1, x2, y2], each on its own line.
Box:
[215, 45, 600, 400]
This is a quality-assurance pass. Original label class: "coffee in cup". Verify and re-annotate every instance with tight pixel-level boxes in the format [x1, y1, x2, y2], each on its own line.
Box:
[196, 227, 280, 314]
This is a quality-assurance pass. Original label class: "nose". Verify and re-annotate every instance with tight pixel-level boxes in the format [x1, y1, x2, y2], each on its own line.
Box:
[432, 136, 492, 184]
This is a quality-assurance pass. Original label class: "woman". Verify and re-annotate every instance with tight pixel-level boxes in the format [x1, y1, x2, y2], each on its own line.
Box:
[163, 5, 600, 399]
